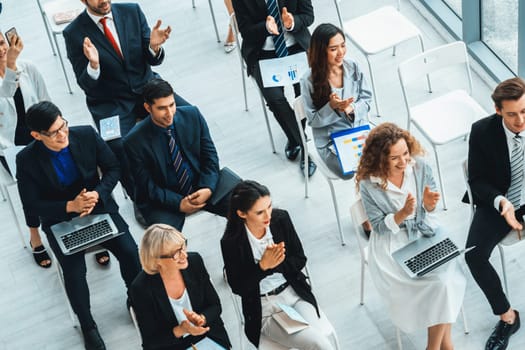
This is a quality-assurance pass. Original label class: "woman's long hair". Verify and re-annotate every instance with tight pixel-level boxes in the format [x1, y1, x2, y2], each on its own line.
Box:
[355, 123, 424, 189]
[307, 23, 345, 110]
[223, 180, 270, 239]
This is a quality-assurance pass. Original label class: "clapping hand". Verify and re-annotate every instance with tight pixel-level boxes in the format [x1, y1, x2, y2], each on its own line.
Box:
[173, 309, 209, 337]
[259, 242, 285, 271]
[150, 19, 171, 54]
[500, 199, 523, 231]
[83, 37, 99, 69]
[422, 186, 440, 212]
[266, 15, 279, 35]
[329, 93, 354, 113]
[281, 7, 294, 29]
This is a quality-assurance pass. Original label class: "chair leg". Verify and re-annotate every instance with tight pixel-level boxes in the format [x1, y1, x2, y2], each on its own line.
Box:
[460, 305, 469, 334]
[36, 1, 57, 56]
[432, 145, 447, 210]
[192, 0, 196, 8]
[359, 260, 365, 305]
[304, 149, 309, 198]
[4, 184, 27, 248]
[0, 185, 6, 201]
[333, 0, 344, 31]
[206, 0, 221, 43]
[364, 55, 380, 117]
[327, 178, 346, 245]
[258, 91, 277, 154]
[55, 261, 79, 327]
[498, 245, 509, 298]
[53, 33, 73, 94]
[396, 327, 403, 350]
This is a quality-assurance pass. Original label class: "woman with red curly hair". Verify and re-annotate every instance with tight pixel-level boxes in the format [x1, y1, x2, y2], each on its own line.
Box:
[356, 123, 466, 350]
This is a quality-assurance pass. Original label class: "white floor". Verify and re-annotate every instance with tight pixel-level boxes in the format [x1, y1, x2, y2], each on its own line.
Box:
[2, 0, 525, 349]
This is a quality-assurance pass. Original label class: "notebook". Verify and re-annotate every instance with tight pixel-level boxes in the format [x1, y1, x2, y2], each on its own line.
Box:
[51, 214, 122, 255]
[209, 167, 241, 206]
[272, 303, 309, 334]
[185, 337, 226, 350]
[330, 124, 371, 175]
[392, 230, 474, 278]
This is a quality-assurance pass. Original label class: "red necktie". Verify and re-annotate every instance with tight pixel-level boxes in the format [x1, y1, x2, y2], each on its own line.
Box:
[99, 17, 123, 59]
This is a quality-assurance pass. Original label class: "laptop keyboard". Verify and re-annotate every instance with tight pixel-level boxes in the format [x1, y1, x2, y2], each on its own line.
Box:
[61, 219, 113, 250]
[404, 238, 458, 274]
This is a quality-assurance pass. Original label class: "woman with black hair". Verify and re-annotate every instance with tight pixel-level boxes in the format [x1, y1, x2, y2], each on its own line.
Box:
[220, 180, 335, 349]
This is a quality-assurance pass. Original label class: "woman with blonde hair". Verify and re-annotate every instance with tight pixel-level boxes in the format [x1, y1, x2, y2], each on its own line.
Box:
[128, 224, 231, 350]
[356, 123, 466, 350]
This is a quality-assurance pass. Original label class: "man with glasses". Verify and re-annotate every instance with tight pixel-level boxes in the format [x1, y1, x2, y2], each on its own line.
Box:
[16, 101, 140, 350]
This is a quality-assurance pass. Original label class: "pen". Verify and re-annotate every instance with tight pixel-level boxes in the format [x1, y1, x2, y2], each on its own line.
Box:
[191, 344, 197, 350]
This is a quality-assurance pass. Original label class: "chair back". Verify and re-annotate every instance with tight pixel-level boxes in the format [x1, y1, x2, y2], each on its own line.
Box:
[349, 198, 370, 263]
[3, 145, 24, 181]
[129, 306, 142, 341]
[461, 159, 475, 223]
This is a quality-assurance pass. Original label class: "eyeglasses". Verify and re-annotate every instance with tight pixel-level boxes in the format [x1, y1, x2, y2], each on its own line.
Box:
[158, 240, 188, 260]
[40, 119, 69, 138]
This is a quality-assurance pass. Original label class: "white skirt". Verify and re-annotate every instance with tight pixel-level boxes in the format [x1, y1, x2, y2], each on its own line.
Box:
[368, 228, 467, 333]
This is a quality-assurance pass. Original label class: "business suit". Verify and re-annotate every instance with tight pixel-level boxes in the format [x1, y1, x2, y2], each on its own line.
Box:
[124, 105, 225, 230]
[465, 114, 523, 315]
[128, 252, 231, 350]
[232, 0, 314, 150]
[63, 3, 188, 198]
[16, 126, 140, 328]
[221, 209, 319, 347]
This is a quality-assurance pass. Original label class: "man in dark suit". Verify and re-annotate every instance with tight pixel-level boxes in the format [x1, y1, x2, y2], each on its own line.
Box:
[232, 0, 316, 177]
[466, 77, 525, 350]
[16, 101, 141, 350]
[63, 0, 188, 204]
[124, 78, 229, 230]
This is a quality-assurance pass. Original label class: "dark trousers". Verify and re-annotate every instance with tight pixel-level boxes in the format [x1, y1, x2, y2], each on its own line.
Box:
[251, 45, 304, 149]
[101, 93, 191, 200]
[141, 190, 231, 231]
[465, 205, 525, 315]
[44, 213, 140, 329]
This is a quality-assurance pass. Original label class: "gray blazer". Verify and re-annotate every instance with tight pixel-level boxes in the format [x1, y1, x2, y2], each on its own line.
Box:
[359, 158, 438, 240]
[300, 58, 372, 150]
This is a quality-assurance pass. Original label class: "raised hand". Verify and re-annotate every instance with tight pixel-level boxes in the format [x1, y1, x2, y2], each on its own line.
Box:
[266, 15, 279, 35]
[83, 37, 99, 69]
[150, 19, 171, 54]
[6, 33, 23, 71]
[281, 7, 294, 30]
[259, 241, 285, 271]
[422, 186, 440, 212]
[183, 309, 206, 327]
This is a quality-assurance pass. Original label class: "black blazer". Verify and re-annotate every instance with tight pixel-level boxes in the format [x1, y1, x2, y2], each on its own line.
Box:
[128, 252, 231, 350]
[220, 209, 318, 347]
[16, 126, 121, 228]
[63, 3, 164, 134]
[123, 106, 220, 213]
[232, 0, 314, 75]
[467, 114, 511, 208]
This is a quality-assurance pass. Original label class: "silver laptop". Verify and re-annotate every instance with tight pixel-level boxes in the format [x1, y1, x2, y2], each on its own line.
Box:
[392, 229, 474, 278]
[51, 214, 122, 255]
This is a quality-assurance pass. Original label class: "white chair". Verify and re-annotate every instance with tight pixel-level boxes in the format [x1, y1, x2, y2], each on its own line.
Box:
[292, 96, 347, 245]
[226, 268, 340, 350]
[333, 0, 429, 117]
[2, 146, 27, 249]
[35, 0, 79, 94]
[398, 41, 488, 210]
[129, 306, 142, 341]
[349, 198, 469, 350]
[461, 160, 523, 298]
[230, 13, 277, 154]
[192, 0, 220, 43]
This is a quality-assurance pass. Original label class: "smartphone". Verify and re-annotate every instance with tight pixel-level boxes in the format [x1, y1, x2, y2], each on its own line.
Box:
[5, 27, 17, 46]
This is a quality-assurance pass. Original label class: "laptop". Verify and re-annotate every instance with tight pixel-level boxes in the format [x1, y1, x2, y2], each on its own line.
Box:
[51, 213, 123, 255]
[392, 229, 474, 278]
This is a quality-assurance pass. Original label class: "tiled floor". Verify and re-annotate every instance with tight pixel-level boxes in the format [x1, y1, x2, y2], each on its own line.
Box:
[2, 0, 524, 349]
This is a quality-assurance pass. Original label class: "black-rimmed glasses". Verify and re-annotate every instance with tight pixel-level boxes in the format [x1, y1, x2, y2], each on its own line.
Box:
[40, 119, 69, 138]
[158, 239, 188, 260]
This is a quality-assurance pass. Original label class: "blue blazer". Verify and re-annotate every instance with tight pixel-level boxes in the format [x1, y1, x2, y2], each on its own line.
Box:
[63, 3, 164, 134]
[15, 126, 121, 228]
[123, 105, 220, 213]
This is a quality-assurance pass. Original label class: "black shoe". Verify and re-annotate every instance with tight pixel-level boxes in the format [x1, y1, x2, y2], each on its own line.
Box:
[82, 325, 106, 350]
[485, 310, 520, 350]
[285, 142, 301, 161]
[133, 203, 147, 228]
[300, 158, 317, 177]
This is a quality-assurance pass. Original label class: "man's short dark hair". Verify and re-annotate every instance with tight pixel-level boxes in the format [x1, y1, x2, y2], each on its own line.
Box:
[491, 77, 525, 109]
[25, 101, 62, 132]
[143, 78, 174, 105]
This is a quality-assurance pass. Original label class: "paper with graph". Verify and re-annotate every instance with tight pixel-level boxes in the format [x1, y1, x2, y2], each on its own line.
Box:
[330, 124, 371, 175]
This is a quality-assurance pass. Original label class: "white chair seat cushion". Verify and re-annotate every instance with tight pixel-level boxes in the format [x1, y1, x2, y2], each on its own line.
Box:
[410, 89, 488, 145]
[344, 6, 421, 54]
[499, 230, 525, 246]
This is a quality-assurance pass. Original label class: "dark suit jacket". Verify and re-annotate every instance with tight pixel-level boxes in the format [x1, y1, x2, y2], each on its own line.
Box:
[123, 105, 220, 213]
[16, 126, 121, 228]
[467, 114, 511, 209]
[128, 252, 231, 350]
[220, 209, 318, 347]
[63, 3, 164, 135]
[232, 0, 314, 75]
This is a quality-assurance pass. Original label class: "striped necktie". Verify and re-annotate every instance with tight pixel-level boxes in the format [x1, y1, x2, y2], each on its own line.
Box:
[166, 128, 193, 196]
[507, 134, 524, 208]
[266, 0, 288, 58]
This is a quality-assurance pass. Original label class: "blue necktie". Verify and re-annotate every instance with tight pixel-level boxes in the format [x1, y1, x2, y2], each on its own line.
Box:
[166, 128, 193, 196]
[266, 0, 288, 58]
